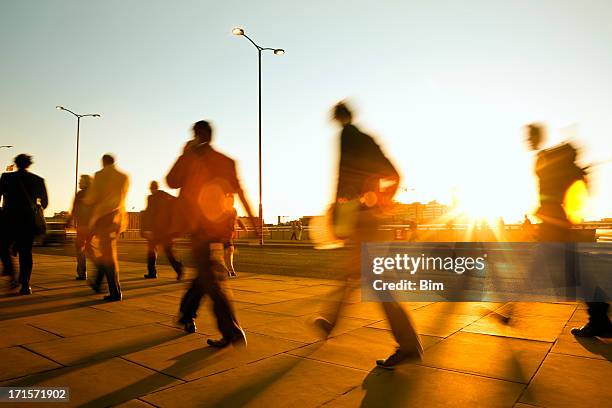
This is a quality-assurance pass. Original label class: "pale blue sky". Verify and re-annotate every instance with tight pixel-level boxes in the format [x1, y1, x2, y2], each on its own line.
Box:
[1, 0, 611, 222]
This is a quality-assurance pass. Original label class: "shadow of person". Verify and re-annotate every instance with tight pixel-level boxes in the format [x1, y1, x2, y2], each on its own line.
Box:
[358, 366, 423, 407]
[575, 336, 612, 362]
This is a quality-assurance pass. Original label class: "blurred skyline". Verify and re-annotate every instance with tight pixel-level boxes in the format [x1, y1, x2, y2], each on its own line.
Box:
[2, 0, 612, 222]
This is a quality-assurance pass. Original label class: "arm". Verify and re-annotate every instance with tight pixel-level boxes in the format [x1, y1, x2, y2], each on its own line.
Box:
[166, 153, 189, 189]
[39, 179, 49, 209]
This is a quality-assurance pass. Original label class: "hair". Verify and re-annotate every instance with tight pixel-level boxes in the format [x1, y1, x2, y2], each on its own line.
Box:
[193, 120, 213, 143]
[102, 154, 115, 166]
[333, 102, 352, 122]
[79, 174, 92, 184]
[150, 180, 159, 191]
[14, 154, 33, 170]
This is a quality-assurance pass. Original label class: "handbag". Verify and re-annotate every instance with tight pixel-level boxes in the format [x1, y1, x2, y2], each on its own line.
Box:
[17, 176, 47, 236]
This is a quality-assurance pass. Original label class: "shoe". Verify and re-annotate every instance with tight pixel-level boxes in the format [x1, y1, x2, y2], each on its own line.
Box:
[103, 295, 122, 302]
[313, 316, 334, 337]
[571, 323, 612, 338]
[88, 281, 101, 294]
[19, 286, 32, 295]
[143, 274, 158, 279]
[176, 269, 184, 281]
[376, 348, 421, 369]
[228, 270, 237, 278]
[207, 330, 247, 348]
[181, 319, 196, 334]
[75, 276, 87, 281]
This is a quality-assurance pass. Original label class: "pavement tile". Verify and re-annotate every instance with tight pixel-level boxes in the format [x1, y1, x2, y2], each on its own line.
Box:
[142, 354, 365, 408]
[420, 331, 551, 383]
[24, 308, 140, 337]
[228, 279, 309, 293]
[325, 363, 525, 408]
[494, 302, 576, 321]
[124, 332, 305, 381]
[0, 357, 182, 408]
[248, 316, 376, 343]
[231, 289, 315, 304]
[339, 302, 427, 321]
[520, 353, 612, 408]
[290, 327, 441, 371]
[0, 323, 61, 348]
[23, 324, 186, 366]
[248, 297, 337, 316]
[369, 309, 480, 337]
[551, 330, 612, 360]
[0, 346, 62, 381]
[416, 301, 503, 317]
[113, 399, 154, 408]
[462, 314, 566, 342]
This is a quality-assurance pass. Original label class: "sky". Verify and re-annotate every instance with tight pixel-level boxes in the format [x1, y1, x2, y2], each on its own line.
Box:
[1, 0, 611, 223]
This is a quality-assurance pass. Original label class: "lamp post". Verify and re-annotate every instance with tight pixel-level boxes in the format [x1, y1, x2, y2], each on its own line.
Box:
[56, 106, 100, 198]
[232, 27, 284, 245]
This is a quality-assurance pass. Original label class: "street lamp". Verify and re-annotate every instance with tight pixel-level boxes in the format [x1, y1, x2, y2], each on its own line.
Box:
[56, 106, 101, 198]
[232, 27, 284, 245]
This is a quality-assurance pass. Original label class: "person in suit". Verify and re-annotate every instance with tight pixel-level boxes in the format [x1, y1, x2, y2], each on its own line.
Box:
[314, 102, 423, 368]
[526, 123, 611, 337]
[142, 180, 183, 279]
[167, 120, 258, 347]
[0, 154, 48, 295]
[85, 154, 129, 301]
[67, 175, 93, 280]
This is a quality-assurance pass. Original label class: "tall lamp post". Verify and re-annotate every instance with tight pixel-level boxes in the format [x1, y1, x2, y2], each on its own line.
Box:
[56, 106, 100, 198]
[232, 27, 284, 245]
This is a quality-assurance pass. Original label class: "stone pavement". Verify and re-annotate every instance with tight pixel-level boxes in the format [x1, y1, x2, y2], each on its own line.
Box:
[0, 254, 610, 407]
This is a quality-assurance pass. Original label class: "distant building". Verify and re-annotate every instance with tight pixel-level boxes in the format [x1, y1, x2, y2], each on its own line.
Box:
[392, 201, 449, 224]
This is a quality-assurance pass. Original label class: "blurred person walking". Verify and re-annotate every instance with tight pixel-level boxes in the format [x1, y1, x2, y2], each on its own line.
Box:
[142, 181, 183, 280]
[314, 102, 423, 368]
[0, 154, 48, 295]
[222, 196, 245, 278]
[85, 154, 129, 302]
[526, 123, 611, 337]
[67, 175, 93, 280]
[167, 120, 258, 347]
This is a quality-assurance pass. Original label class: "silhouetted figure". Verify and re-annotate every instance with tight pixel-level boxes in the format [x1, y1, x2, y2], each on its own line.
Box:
[222, 198, 245, 278]
[68, 174, 93, 280]
[290, 220, 298, 240]
[167, 120, 258, 347]
[314, 102, 423, 368]
[0, 154, 48, 294]
[526, 123, 611, 337]
[142, 181, 183, 280]
[85, 154, 129, 302]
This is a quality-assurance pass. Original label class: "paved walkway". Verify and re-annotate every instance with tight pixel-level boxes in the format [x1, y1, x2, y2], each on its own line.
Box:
[0, 254, 610, 407]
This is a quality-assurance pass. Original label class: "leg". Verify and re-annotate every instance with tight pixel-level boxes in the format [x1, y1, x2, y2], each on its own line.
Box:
[15, 233, 34, 294]
[192, 239, 244, 345]
[163, 240, 183, 278]
[97, 231, 122, 300]
[145, 240, 157, 278]
[75, 230, 87, 279]
[225, 245, 236, 277]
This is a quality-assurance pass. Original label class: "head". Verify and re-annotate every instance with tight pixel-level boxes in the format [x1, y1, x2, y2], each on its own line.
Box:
[14, 154, 33, 170]
[332, 102, 353, 126]
[79, 175, 92, 190]
[525, 123, 545, 151]
[193, 120, 213, 144]
[150, 180, 159, 193]
[101, 154, 115, 167]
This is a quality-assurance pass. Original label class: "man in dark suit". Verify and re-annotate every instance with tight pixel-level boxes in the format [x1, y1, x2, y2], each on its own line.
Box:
[0, 154, 48, 295]
[314, 102, 423, 368]
[167, 120, 258, 347]
[142, 180, 183, 279]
